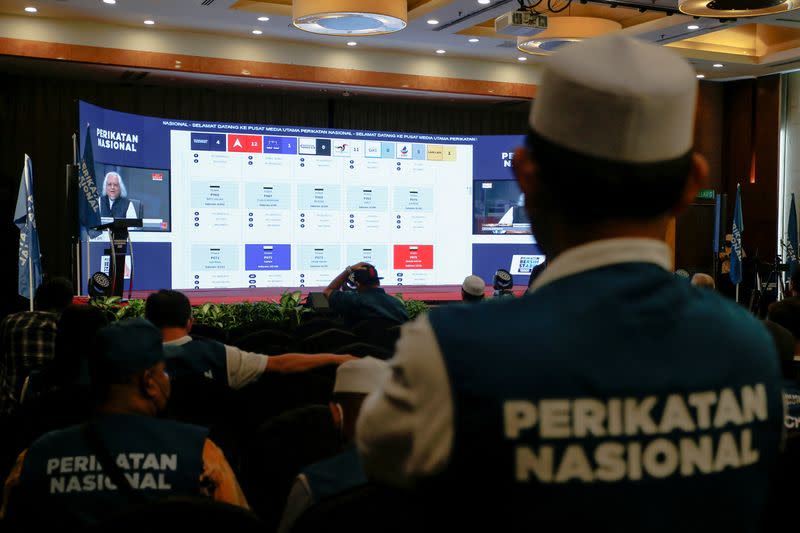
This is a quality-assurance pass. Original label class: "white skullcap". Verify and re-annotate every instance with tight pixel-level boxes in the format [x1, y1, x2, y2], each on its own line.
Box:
[462, 275, 486, 297]
[334, 356, 390, 395]
[530, 33, 697, 164]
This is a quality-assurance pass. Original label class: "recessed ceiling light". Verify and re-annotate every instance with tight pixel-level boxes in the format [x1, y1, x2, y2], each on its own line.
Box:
[347, 41, 358, 46]
[102, 0, 116, 4]
[687, 24, 700, 30]
[468, 38, 480, 43]
[713, 63, 724, 68]
[143, 19, 155, 25]
[479, 0, 491, 3]
[257, 16, 270, 21]
[518, 56, 527, 61]
[696, 74, 705, 78]
[427, 19, 439, 24]
[24, 6, 37, 13]
[436, 49, 446, 54]
[292, 1, 407, 36]
[252, 29, 263, 34]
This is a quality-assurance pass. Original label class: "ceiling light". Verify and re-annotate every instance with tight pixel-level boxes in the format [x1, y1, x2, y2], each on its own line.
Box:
[518, 56, 527, 61]
[102, 0, 116, 4]
[518, 17, 622, 56]
[696, 74, 705, 78]
[479, 0, 491, 3]
[469, 38, 480, 43]
[427, 19, 439, 24]
[292, 0, 407, 36]
[687, 24, 700, 29]
[252, 29, 263, 34]
[257, 16, 270, 21]
[24, 6, 37, 13]
[713, 63, 724, 67]
[436, 49, 446, 54]
[347, 41, 358, 46]
[144, 19, 155, 25]
[680, 0, 799, 17]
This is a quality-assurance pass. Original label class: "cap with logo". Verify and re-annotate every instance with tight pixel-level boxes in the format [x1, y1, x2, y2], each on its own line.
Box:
[462, 275, 486, 297]
[530, 33, 697, 165]
[334, 356, 390, 395]
[493, 269, 514, 291]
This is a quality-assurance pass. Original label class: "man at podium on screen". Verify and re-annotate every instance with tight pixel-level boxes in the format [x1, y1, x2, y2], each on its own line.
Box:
[99, 171, 142, 219]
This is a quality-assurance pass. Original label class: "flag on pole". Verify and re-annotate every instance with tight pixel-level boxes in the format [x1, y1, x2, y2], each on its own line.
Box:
[730, 184, 744, 286]
[78, 125, 101, 237]
[787, 193, 798, 277]
[14, 154, 43, 302]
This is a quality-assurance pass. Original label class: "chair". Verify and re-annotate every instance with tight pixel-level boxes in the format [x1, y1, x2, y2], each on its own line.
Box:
[291, 484, 421, 533]
[351, 320, 403, 351]
[85, 497, 264, 532]
[334, 342, 392, 360]
[232, 329, 293, 354]
[228, 319, 286, 344]
[190, 324, 228, 344]
[299, 328, 358, 353]
[238, 405, 343, 530]
[294, 318, 343, 340]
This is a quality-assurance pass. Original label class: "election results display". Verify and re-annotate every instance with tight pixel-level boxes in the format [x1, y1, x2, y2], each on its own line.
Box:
[79, 101, 543, 291]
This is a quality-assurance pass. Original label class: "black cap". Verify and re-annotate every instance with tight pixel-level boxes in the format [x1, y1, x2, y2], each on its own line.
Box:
[353, 264, 382, 285]
[92, 319, 171, 382]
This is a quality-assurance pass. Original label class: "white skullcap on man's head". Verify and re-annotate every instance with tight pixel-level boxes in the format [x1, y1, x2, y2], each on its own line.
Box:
[530, 33, 697, 164]
[334, 356, 390, 395]
[462, 275, 486, 297]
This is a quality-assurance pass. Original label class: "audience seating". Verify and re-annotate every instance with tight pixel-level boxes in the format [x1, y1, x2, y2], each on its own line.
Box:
[238, 405, 343, 531]
[291, 484, 420, 533]
[189, 323, 229, 343]
[231, 328, 294, 353]
[334, 342, 392, 360]
[299, 328, 358, 353]
[294, 318, 343, 340]
[84, 497, 264, 532]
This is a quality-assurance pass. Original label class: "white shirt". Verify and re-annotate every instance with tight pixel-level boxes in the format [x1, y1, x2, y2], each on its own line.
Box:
[356, 238, 673, 486]
[276, 475, 314, 533]
[164, 335, 268, 390]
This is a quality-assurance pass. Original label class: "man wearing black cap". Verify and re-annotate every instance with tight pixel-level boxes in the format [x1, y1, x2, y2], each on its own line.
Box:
[357, 34, 783, 532]
[0, 319, 249, 526]
[324, 263, 408, 327]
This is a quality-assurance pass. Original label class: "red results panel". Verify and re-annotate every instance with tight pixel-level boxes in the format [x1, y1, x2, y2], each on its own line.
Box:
[393, 245, 434, 269]
[227, 134, 262, 153]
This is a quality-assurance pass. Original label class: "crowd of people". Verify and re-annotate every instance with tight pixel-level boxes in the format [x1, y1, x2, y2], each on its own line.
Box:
[0, 33, 798, 532]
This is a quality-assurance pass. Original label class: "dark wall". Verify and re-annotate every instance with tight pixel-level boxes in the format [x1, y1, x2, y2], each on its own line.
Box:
[722, 75, 781, 263]
[0, 71, 529, 313]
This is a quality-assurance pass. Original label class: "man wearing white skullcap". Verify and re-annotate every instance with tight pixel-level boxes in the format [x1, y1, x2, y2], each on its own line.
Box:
[461, 275, 486, 302]
[277, 357, 389, 533]
[357, 34, 783, 531]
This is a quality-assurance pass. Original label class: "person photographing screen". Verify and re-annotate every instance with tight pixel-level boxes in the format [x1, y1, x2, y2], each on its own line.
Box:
[324, 263, 408, 327]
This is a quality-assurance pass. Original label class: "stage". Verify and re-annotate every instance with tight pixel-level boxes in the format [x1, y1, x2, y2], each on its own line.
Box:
[74, 285, 530, 305]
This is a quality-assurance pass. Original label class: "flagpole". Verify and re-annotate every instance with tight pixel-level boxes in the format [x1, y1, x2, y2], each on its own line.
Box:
[25, 156, 34, 312]
[735, 283, 739, 303]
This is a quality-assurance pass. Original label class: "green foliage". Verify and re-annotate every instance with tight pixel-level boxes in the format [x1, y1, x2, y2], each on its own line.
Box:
[88, 291, 426, 326]
[279, 290, 311, 326]
[394, 294, 429, 320]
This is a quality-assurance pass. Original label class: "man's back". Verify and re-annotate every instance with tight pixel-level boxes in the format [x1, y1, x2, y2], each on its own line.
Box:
[426, 262, 783, 531]
[0, 311, 58, 414]
[6, 413, 208, 525]
[329, 288, 408, 327]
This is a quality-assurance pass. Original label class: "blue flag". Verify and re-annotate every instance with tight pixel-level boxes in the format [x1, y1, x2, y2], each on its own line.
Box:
[78, 125, 101, 237]
[788, 194, 799, 277]
[15, 154, 43, 300]
[730, 184, 744, 285]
